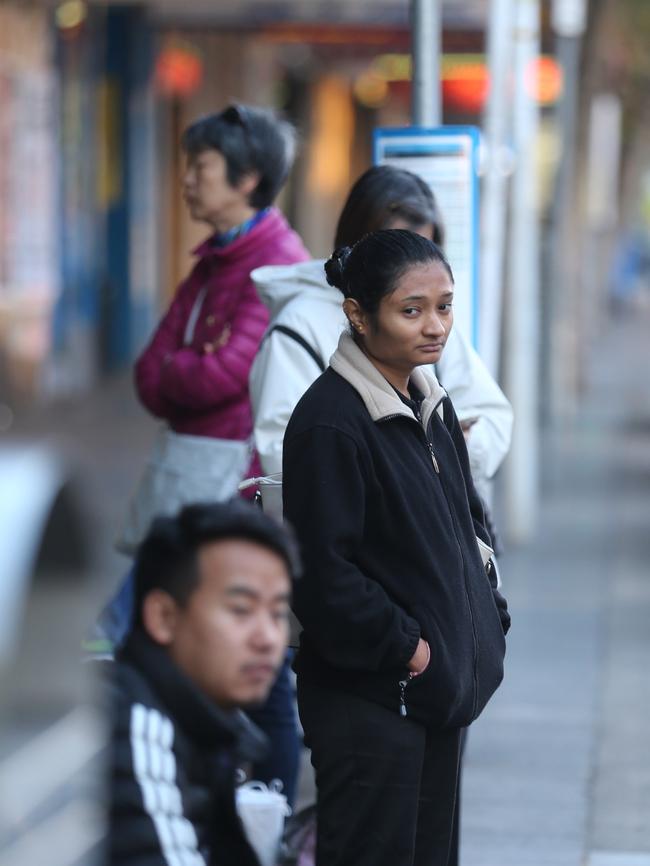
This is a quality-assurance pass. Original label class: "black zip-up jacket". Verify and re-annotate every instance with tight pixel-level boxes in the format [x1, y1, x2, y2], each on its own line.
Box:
[105, 629, 264, 865]
[282, 332, 510, 729]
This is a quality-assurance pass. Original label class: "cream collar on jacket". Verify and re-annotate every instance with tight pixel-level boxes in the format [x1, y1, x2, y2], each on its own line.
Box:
[330, 331, 447, 429]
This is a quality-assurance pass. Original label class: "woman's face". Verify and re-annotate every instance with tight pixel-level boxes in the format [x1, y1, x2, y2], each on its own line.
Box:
[352, 260, 454, 376]
[182, 148, 256, 232]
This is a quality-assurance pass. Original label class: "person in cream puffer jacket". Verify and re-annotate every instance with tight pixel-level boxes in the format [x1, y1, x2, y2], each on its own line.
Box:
[250, 166, 512, 501]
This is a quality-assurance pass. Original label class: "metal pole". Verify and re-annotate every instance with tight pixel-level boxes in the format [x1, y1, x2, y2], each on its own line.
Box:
[410, 0, 442, 126]
[502, 0, 541, 544]
[547, 0, 588, 422]
[480, 0, 515, 376]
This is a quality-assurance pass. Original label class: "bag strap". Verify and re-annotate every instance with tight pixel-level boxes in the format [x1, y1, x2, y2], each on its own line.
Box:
[183, 285, 209, 346]
[267, 325, 326, 372]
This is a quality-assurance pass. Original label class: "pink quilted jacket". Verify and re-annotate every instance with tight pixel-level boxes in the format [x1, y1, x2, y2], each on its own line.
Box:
[134, 208, 309, 477]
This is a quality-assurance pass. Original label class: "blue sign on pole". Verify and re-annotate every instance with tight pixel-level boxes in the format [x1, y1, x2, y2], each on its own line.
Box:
[373, 126, 481, 349]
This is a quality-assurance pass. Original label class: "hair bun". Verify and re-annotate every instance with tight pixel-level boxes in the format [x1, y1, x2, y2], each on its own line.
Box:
[324, 246, 352, 293]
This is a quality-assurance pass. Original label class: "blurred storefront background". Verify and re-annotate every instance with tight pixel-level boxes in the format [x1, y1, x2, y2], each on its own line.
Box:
[0, 3, 59, 402]
[0, 0, 650, 423]
[0, 0, 649, 431]
[0, 5, 550, 389]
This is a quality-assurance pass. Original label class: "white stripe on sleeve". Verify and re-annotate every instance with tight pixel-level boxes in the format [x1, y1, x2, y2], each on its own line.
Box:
[129, 704, 207, 866]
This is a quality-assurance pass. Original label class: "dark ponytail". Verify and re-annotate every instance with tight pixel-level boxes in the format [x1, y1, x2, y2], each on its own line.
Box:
[324, 247, 352, 293]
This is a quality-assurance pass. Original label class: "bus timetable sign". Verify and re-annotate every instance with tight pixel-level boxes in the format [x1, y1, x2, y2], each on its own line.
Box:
[373, 126, 480, 348]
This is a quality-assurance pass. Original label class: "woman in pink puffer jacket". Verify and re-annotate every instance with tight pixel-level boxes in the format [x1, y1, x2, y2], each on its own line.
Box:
[135, 104, 309, 479]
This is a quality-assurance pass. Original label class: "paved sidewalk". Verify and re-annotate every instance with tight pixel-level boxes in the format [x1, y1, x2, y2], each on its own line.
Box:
[460, 309, 650, 865]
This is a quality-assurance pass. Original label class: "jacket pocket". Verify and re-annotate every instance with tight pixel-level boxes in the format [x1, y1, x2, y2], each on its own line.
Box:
[399, 623, 478, 728]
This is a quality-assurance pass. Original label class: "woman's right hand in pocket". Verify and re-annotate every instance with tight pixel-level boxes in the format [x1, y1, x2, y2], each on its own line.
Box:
[407, 638, 431, 675]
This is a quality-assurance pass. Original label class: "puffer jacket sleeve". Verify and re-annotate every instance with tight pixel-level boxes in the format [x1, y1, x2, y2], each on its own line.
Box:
[157, 278, 269, 411]
[134, 278, 192, 420]
[436, 327, 513, 490]
[443, 396, 511, 636]
[283, 424, 422, 672]
[250, 328, 324, 475]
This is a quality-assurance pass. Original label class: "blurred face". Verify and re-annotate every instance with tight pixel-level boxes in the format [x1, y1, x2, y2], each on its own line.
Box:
[182, 148, 257, 232]
[345, 260, 454, 387]
[384, 218, 433, 241]
[161, 539, 290, 708]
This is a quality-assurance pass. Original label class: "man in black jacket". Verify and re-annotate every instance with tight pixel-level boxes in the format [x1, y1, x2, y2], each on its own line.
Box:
[104, 500, 299, 866]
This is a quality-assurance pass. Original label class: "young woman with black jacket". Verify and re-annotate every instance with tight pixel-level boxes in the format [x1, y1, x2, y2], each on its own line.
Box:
[282, 229, 510, 866]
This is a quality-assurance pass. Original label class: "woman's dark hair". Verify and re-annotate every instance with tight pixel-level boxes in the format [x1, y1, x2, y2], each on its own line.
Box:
[132, 500, 301, 627]
[334, 165, 445, 249]
[181, 104, 297, 209]
[325, 229, 453, 316]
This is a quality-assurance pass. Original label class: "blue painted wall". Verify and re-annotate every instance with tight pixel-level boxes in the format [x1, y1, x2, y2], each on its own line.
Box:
[53, 4, 154, 374]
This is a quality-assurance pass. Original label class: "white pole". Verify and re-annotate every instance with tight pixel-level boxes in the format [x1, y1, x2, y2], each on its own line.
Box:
[503, 0, 541, 544]
[480, 0, 515, 375]
[551, 0, 587, 38]
[410, 0, 442, 126]
[547, 33, 583, 422]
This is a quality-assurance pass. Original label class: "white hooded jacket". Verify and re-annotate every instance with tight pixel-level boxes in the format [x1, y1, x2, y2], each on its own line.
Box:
[249, 259, 513, 496]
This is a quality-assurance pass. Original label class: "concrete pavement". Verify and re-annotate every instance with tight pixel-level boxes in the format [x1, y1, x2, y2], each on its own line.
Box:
[460, 307, 650, 865]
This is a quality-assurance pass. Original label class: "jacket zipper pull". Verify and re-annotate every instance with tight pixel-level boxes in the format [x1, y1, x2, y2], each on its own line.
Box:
[428, 443, 440, 474]
[398, 679, 409, 717]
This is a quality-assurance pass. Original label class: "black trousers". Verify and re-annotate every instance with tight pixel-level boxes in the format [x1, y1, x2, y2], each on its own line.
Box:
[297, 674, 462, 866]
[446, 727, 468, 866]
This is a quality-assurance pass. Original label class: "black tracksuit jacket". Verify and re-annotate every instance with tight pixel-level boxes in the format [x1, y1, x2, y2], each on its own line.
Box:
[283, 345, 510, 730]
[104, 630, 263, 866]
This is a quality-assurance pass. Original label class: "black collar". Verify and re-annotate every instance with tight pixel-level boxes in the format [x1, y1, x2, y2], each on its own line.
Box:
[118, 629, 267, 762]
[392, 381, 425, 421]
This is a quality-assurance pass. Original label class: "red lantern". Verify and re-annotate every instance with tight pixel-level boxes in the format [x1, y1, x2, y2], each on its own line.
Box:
[442, 63, 489, 114]
[155, 44, 204, 97]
